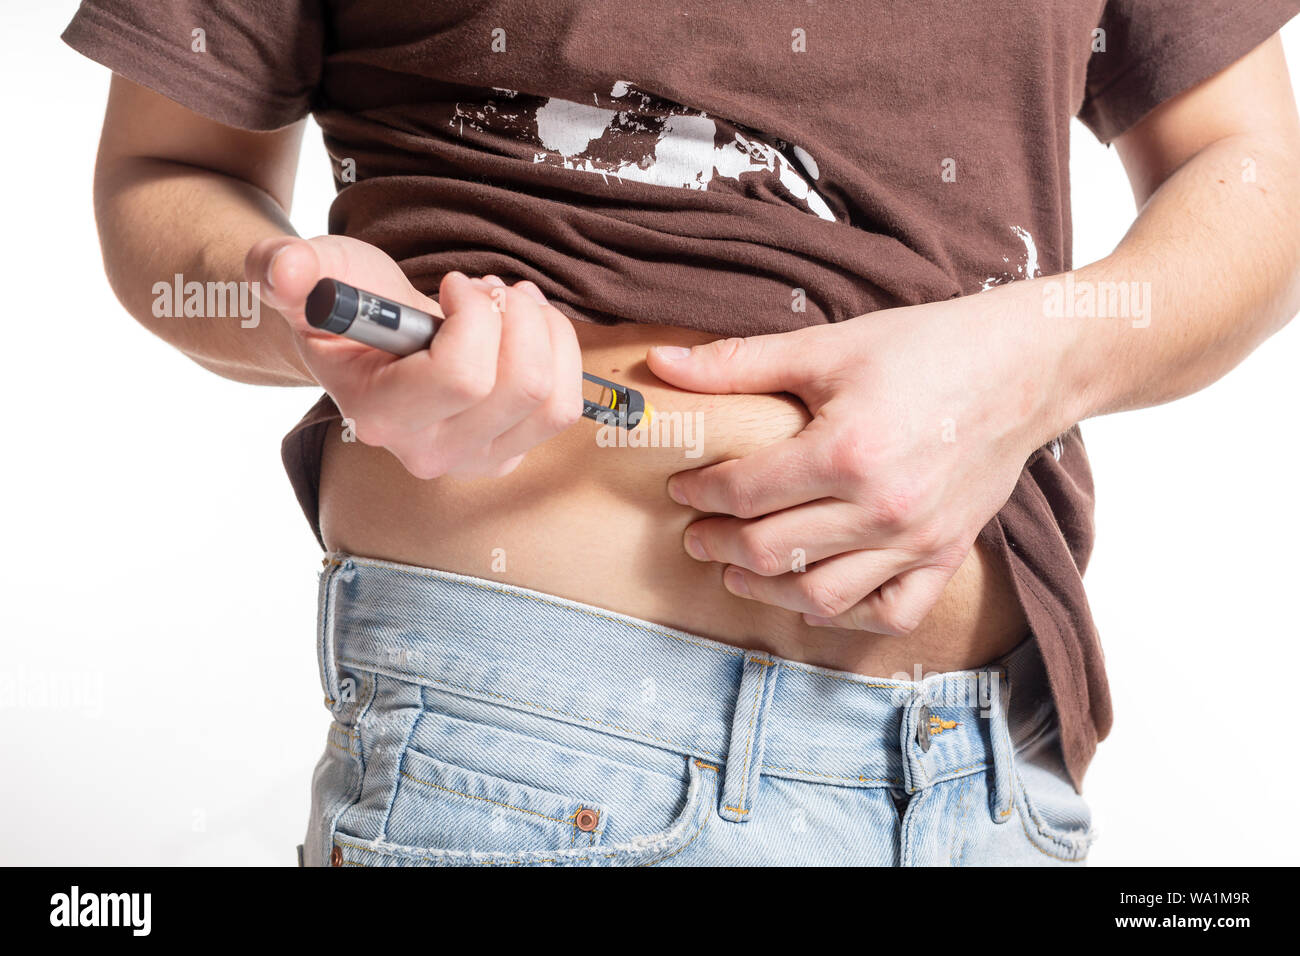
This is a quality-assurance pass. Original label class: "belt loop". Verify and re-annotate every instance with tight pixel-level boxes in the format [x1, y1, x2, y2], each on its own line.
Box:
[899, 693, 928, 794]
[317, 554, 352, 710]
[984, 667, 1015, 824]
[719, 653, 780, 824]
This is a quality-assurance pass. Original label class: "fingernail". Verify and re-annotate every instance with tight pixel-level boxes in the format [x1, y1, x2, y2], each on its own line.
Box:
[653, 346, 692, 362]
[266, 246, 288, 289]
[683, 533, 708, 561]
[724, 567, 750, 597]
[666, 478, 688, 506]
[484, 275, 507, 288]
[517, 280, 547, 305]
[804, 615, 833, 627]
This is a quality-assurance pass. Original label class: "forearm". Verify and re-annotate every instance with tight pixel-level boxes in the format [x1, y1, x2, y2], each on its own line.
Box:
[1073, 134, 1300, 419]
[986, 133, 1300, 448]
[94, 156, 314, 386]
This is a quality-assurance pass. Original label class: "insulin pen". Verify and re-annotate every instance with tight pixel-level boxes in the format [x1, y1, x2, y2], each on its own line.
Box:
[304, 277, 652, 431]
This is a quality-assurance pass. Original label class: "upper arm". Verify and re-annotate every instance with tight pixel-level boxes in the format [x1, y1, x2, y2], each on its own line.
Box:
[96, 74, 306, 214]
[1114, 34, 1300, 207]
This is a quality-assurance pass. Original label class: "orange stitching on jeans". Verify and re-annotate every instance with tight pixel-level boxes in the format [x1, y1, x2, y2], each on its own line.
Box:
[732, 662, 766, 812]
[326, 738, 358, 757]
[566, 807, 601, 847]
[1015, 803, 1086, 863]
[934, 761, 989, 777]
[929, 715, 959, 736]
[399, 770, 574, 826]
[694, 760, 720, 772]
[746, 657, 776, 666]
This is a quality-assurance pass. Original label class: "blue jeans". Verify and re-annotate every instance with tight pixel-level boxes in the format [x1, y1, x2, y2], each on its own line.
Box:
[303, 554, 1095, 866]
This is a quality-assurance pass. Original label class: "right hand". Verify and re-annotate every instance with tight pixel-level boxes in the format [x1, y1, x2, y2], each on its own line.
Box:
[246, 235, 584, 479]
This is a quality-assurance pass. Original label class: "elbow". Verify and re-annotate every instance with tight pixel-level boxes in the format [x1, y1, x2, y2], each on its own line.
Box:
[1246, 134, 1300, 333]
[91, 156, 155, 326]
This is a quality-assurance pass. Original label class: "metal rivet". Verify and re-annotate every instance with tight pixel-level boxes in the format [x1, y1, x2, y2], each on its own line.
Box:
[916, 704, 932, 753]
[330, 846, 343, 867]
[575, 808, 599, 832]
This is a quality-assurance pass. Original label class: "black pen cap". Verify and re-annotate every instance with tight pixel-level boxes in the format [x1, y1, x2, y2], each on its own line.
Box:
[305, 278, 358, 334]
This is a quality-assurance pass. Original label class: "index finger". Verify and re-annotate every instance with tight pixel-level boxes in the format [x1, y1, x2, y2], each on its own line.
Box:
[666, 429, 834, 518]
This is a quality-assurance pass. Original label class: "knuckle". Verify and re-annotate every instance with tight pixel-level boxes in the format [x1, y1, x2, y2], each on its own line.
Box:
[802, 580, 851, 618]
[874, 592, 924, 637]
[711, 336, 749, 364]
[828, 433, 875, 483]
[736, 525, 784, 576]
[544, 395, 583, 433]
[909, 523, 945, 558]
[878, 607, 922, 638]
[511, 367, 553, 407]
[721, 480, 758, 518]
[442, 367, 493, 405]
[869, 485, 917, 531]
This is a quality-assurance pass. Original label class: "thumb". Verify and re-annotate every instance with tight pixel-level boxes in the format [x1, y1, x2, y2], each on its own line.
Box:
[646, 328, 819, 395]
[244, 236, 322, 332]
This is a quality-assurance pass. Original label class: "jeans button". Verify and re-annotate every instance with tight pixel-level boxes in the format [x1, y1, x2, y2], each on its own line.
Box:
[916, 704, 932, 753]
[330, 846, 343, 867]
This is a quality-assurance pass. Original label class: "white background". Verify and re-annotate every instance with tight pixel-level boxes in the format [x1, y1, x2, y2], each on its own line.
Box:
[2, 3, 1297, 866]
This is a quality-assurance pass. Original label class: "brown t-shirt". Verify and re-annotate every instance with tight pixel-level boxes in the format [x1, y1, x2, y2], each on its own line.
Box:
[64, 0, 1300, 789]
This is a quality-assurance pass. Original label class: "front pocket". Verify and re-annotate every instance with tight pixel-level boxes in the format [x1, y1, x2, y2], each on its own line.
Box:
[386, 747, 608, 853]
[1012, 767, 1095, 864]
[332, 755, 716, 867]
[1008, 718, 1096, 864]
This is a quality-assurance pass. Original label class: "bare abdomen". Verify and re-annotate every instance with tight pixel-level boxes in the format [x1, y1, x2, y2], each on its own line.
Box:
[319, 322, 1029, 677]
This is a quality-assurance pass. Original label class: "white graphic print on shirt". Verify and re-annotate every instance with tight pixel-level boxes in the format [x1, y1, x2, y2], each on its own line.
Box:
[451, 82, 836, 222]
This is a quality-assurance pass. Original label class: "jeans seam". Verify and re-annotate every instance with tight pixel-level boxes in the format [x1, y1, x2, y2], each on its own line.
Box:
[337, 655, 724, 761]
[377, 678, 423, 841]
[1012, 768, 1092, 863]
[323, 670, 379, 863]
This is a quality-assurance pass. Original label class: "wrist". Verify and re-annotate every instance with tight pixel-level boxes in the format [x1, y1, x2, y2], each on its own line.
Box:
[975, 268, 1096, 459]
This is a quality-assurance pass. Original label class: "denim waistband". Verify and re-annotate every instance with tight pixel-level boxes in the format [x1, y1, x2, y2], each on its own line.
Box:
[318, 553, 1053, 825]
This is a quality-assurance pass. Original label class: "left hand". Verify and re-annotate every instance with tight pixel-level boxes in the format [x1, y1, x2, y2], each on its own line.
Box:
[646, 290, 1072, 635]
